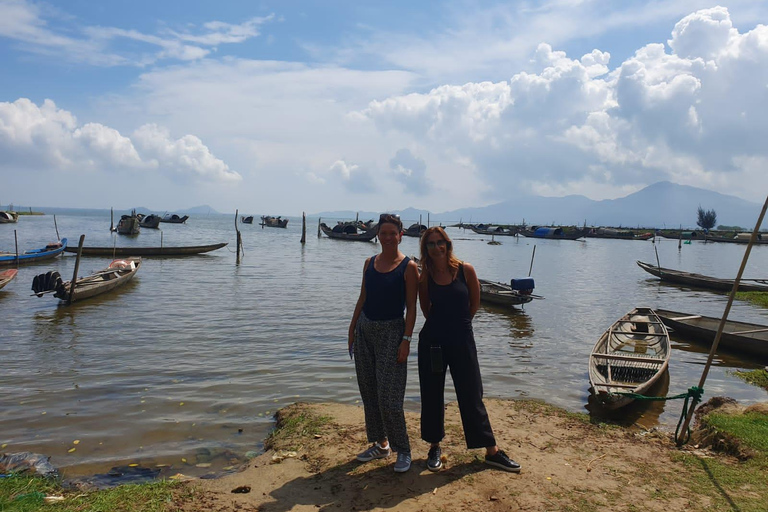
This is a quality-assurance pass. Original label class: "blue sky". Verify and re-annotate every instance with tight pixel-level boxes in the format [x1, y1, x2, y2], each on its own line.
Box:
[1, 0, 767, 213]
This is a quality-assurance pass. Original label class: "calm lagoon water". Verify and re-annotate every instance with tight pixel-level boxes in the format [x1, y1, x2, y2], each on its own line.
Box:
[1, 211, 767, 477]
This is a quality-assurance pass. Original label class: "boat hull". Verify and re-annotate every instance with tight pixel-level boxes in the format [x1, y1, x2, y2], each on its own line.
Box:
[0, 269, 18, 290]
[320, 223, 378, 242]
[0, 239, 68, 266]
[59, 258, 141, 302]
[63, 243, 227, 257]
[479, 279, 535, 307]
[637, 261, 768, 292]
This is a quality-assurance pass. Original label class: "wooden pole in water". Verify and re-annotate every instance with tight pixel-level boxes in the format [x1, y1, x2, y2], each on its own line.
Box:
[235, 210, 242, 264]
[676, 194, 768, 446]
[528, 246, 536, 277]
[68, 234, 85, 305]
[317, 217, 322, 238]
[14, 230, 19, 268]
[110, 207, 114, 232]
[301, 212, 306, 244]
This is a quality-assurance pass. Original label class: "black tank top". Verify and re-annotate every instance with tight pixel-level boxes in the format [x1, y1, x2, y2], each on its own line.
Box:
[362, 255, 410, 321]
[427, 263, 472, 340]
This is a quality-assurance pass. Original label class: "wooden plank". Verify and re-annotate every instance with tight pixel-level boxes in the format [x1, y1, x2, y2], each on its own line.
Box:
[593, 382, 641, 389]
[668, 315, 702, 321]
[591, 353, 666, 363]
[728, 327, 768, 335]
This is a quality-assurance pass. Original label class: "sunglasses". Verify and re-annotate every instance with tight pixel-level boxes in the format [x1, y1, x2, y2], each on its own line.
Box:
[425, 240, 448, 249]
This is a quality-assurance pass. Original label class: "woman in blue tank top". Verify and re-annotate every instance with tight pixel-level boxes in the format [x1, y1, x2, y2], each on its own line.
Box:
[348, 213, 419, 473]
[417, 226, 521, 473]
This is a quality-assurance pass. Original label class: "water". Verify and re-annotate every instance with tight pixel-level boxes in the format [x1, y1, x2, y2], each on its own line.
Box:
[1, 212, 767, 478]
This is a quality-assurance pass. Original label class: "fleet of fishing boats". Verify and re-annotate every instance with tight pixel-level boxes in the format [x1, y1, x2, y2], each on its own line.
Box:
[2, 212, 767, 413]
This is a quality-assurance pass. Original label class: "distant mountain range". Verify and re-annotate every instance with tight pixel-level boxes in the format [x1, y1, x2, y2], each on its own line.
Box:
[315, 182, 763, 229]
[5, 205, 221, 216]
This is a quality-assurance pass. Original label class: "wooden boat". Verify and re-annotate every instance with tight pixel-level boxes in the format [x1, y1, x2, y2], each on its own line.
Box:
[0, 211, 19, 224]
[589, 307, 671, 409]
[479, 278, 541, 307]
[241, 216, 254, 224]
[636, 261, 768, 292]
[261, 215, 288, 228]
[114, 211, 140, 235]
[160, 214, 189, 224]
[0, 269, 18, 290]
[657, 230, 702, 240]
[471, 225, 517, 236]
[520, 227, 585, 240]
[402, 223, 427, 237]
[585, 228, 653, 240]
[63, 242, 227, 257]
[0, 239, 68, 267]
[704, 233, 768, 245]
[32, 258, 141, 303]
[320, 222, 378, 242]
[137, 214, 161, 229]
[655, 308, 768, 360]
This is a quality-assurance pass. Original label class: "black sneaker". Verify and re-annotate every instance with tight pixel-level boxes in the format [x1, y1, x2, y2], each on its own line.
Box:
[427, 446, 442, 472]
[484, 450, 521, 473]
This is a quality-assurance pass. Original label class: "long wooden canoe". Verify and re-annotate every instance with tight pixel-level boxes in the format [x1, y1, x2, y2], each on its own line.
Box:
[0, 269, 18, 290]
[320, 223, 378, 242]
[33, 258, 141, 303]
[589, 307, 671, 409]
[637, 261, 768, 292]
[63, 242, 227, 257]
[479, 279, 540, 307]
[0, 239, 68, 266]
[655, 308, 768, 360]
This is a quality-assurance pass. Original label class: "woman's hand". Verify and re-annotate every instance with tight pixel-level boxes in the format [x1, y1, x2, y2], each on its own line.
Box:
[348, 330, 355, 359]
[397, 340, 410, 363]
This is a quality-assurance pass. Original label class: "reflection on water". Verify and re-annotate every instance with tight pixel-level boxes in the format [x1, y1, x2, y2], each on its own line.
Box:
[586, 369, 671, 429]
[1, 216, 768, 478]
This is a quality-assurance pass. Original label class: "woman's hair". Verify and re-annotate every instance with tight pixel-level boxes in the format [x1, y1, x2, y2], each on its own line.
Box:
[377, 213, 403, 233]
[419, 226, 460, 281]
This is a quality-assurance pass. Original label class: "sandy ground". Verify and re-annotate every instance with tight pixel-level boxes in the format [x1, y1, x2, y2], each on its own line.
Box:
[167, 398, 752, 512]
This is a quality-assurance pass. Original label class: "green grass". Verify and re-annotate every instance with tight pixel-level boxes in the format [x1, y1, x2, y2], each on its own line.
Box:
[0, 474, 184, 512]
[265, 409, 332, 451]
[704, 412, 768, 453]
[735, 291, 768, 308]
[732, 368, 768, 390]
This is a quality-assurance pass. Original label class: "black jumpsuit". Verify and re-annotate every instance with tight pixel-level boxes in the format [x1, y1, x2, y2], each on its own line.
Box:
[418, 263, 496, 449]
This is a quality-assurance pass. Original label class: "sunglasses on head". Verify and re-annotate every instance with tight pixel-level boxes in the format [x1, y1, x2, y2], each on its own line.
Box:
[425, 240, 448, 249]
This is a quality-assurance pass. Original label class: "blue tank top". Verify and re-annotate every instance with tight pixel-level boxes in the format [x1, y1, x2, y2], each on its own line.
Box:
[362, 255, 410, 321]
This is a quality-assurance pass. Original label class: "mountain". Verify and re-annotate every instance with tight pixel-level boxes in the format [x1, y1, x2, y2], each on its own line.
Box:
[314, 182, 762, 228]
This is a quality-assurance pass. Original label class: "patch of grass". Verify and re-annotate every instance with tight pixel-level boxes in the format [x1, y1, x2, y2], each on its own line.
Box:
[731, 368, 768, 390]
[0, 474, 181, 512]
[704, 412, 768, 453]
[266, 407, 333, 451]
[735, 291, 768, 308]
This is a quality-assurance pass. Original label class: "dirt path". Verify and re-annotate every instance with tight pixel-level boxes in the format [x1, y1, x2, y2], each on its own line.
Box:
[174, 399, 725, 511]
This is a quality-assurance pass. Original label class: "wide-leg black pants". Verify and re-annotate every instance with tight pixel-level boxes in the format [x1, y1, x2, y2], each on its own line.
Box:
[418, 332, 496, 449]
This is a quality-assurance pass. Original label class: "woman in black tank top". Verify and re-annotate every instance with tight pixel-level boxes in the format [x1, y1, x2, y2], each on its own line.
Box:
[417, 226, 521, 473]
[348, 214, 419, 472]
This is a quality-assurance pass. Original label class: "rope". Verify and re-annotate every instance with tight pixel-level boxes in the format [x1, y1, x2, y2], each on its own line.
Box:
[608, 386, 704, 445]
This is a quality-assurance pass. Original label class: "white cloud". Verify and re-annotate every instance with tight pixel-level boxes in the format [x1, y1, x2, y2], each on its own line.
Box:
[0, 98, 239, 183]
[389, 148, 429, 195]
[329, 160, 375, 193]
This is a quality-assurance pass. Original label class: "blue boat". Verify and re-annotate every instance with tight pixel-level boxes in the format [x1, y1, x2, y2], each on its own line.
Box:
[0, 238, 68, 266]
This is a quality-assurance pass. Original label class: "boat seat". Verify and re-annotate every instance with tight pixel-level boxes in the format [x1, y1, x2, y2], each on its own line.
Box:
[591, 353, 666, 363]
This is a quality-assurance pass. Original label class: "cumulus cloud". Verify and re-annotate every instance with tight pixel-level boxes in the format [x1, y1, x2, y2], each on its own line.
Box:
[389, 149, 429, 195]
[361, 7, 768, 202]
[0, 0, 273, 66]
[329, 160, 375, 193]
[0, 98, 239, 183]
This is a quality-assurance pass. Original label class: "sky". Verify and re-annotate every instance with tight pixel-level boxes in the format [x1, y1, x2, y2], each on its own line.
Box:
[1, 0, 767, 214]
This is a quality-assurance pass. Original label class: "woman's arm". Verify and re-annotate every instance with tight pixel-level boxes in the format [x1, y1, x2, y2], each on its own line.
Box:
[397, 260, 419, 363]
[348, 258, 370, 354]
[463, 262, 481, 319]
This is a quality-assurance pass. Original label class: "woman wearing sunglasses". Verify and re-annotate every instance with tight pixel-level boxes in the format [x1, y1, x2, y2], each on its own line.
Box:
[417, 226, 521, 473]
[348, 213, 419, 473]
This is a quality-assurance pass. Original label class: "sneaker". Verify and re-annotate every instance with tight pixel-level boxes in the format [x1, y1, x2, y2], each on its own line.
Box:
[394, 451, 412, 473]
[427, 446, 442, 472]
[484, 450, 521, 473]
[356, 443, 391, 462]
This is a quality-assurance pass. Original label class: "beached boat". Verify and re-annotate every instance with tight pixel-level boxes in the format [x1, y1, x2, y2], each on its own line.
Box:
[520, 227, 585, 240]
[471, 225, 518, 236]
[0, 211, 19, 224]
[261, 215, 288, 228]
[319, 222, 378, 242]
[114, 212, 140, 235]
[704, 233, 768, 245]
[636, 261, 768, 292]
[32, 257, 141, 303]
[241, 216, 254, 224]
[403, 223, 427, 237]
[0, 239, 68, 267]
[589, 307, 671, 409]
[0, 269, 18, 290]
[137, 214, 161, 229]
[479, 278, 540, 307]
[63, 242, 227, 257]
[655, 308, 768, 360]
[160, 214, 189, 224]
[585, 228, 653, 240]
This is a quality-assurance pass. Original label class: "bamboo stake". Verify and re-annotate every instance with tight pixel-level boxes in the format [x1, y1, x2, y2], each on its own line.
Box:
[528, 245, 536, 277]
[54, 215, 60, 241]
[235, 210, 242, 264]
[68, 234, 85, 305]
[317, 217, 322, 238]
[301, 212, 306, 244]
[14, 230, 19, 268]
[676, 194, 768, 446]
[110, 207, 114, 232]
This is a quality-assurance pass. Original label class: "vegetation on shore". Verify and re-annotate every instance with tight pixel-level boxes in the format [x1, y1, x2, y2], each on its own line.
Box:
[732, 368, 768, 390]
[735, 291, 768, 308]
